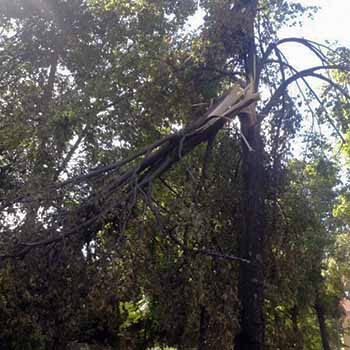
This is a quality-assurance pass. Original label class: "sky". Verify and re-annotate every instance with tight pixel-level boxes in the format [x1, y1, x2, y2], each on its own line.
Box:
[284, 0, 350, 47]
[189, 0, 350, 59]
[279, 0, 350, 70]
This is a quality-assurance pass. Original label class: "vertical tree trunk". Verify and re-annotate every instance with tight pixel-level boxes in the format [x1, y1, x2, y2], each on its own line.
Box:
[291, 305, 303, 349]
[198, 305, 209, 350]
[234, 1, 265, 349]
[315, 297, 331, 350]
[235, 120, 266, 350]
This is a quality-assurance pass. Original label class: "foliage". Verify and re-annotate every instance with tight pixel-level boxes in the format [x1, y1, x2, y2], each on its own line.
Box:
[0, 0, 350, 349]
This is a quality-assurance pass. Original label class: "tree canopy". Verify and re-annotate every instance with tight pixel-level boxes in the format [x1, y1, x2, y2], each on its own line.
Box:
[0, 0, 350, 349]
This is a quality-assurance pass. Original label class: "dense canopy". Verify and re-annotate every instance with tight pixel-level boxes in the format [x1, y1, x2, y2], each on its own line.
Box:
[0, 0, 350, 349]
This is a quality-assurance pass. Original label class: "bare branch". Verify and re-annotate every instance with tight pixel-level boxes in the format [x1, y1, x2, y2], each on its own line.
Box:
[260, 65, 346, 120]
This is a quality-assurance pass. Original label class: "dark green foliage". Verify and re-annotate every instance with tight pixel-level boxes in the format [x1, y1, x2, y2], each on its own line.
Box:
[0, 1, 350, 349]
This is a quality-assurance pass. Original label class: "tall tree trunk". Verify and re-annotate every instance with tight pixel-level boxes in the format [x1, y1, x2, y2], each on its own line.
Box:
[198, 305, 209, 350]
[234, 1, 265, 349]
[291, 305, 303, 349]
[235, 120, 266, 350]
[315, 297, 331, 350]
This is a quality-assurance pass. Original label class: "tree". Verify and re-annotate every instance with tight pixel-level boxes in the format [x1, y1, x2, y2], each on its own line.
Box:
[0, 0, 350, 349]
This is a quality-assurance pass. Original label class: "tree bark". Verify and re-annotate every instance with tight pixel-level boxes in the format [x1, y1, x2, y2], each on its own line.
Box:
[315, 297, 331, 350]
[235, 120, 266, 350]
[234, 1, 265, 349]
[291, 305, 303, 349]
[198, 305, 210, 350]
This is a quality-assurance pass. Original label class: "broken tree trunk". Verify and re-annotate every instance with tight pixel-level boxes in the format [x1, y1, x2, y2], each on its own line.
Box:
[234, 1, 266, 348]
[3, 84, 259, 258]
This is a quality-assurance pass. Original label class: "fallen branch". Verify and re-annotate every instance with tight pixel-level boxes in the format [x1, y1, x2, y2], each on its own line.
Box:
[2, 84, 260, 257]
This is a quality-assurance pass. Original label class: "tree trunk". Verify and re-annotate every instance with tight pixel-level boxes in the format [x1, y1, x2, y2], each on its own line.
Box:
[234, 1, 265, 348]
[291, 305, 303, 349]
[235, 119, 266, 350]
[315, 297, 331, 350]
[198, 305, 209, 350]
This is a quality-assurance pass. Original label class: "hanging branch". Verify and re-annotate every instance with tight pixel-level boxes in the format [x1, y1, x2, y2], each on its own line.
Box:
[261, 51, 348, 143]
[260, 65, 347, 123]
[0, 84, 260, 259]
[259, 37, 333, 77]
[2, 36, 349, 260]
